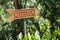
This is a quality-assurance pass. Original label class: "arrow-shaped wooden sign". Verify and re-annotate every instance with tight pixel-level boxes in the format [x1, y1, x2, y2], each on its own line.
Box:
[6, 8, 38, 23]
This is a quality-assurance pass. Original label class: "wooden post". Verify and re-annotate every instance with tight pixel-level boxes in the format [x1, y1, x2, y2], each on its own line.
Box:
[23, 0, 27, 36]
[24, 19, 26, 36]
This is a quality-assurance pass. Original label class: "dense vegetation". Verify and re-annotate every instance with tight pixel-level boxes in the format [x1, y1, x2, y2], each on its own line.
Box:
[0, 0, 60, 40]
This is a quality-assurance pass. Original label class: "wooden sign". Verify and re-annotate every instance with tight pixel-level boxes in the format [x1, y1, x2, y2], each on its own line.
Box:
[6, 8, 38, 23]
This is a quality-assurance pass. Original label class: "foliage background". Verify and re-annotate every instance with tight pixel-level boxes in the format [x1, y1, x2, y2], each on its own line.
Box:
[0, 0, 60, 40]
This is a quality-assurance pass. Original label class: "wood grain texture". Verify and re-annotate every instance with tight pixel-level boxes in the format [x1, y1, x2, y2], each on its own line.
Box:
[6, 8, 38, 23]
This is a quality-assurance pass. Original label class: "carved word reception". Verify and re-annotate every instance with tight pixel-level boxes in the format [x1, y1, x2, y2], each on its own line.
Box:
[6, 8, 38, 22]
